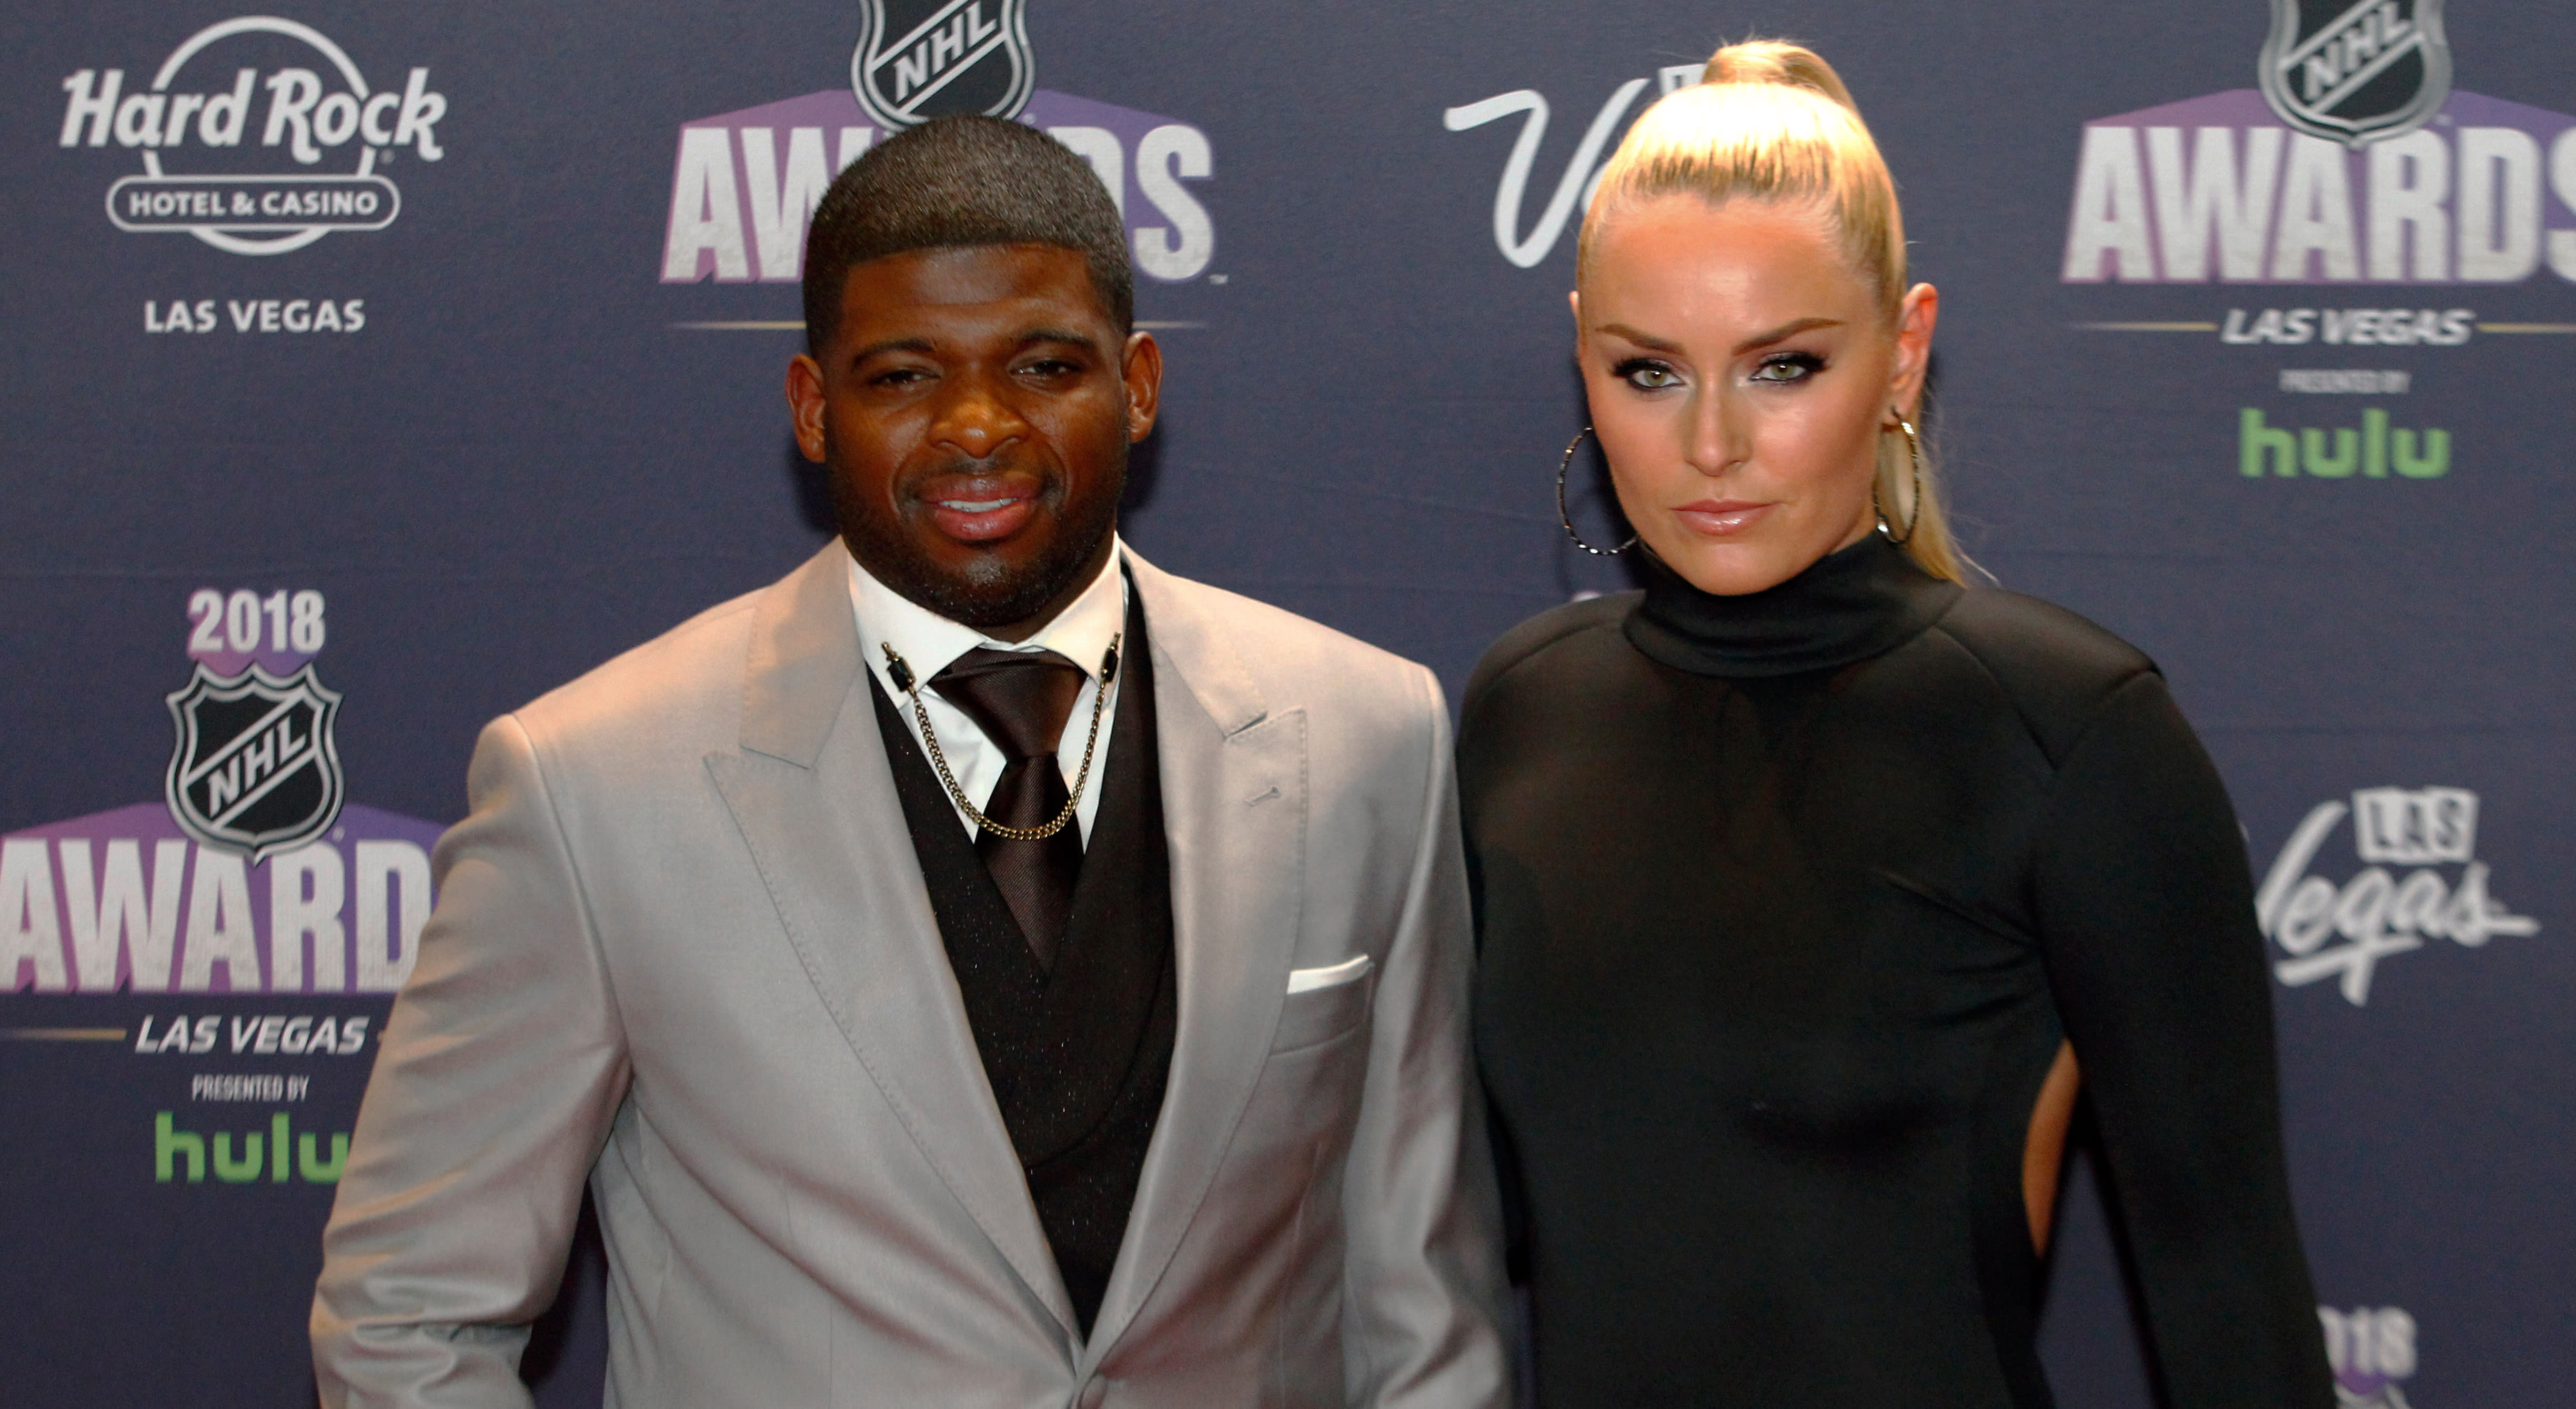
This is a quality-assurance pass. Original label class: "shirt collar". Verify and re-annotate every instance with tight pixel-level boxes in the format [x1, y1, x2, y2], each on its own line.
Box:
[846, 535, 1129, 699]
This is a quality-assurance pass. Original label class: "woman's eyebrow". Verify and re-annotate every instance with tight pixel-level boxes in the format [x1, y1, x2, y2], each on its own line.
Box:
[1593, 322, 1683, 353]
[1591, 317, 1845, 355]
[1733, 317, 1842, 354]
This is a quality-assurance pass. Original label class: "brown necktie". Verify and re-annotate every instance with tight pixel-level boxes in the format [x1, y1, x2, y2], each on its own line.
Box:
[931, 648, 1089, 971]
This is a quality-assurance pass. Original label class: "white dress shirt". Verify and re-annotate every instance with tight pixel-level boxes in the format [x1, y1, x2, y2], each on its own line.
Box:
[848, 539, 1128, 844]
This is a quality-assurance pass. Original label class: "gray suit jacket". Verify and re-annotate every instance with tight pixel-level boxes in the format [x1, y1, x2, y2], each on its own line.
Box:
[310, 544, 1511, 1408]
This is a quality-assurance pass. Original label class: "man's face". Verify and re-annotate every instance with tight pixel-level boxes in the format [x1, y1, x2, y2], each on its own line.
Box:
[788, 244, 1160, 636]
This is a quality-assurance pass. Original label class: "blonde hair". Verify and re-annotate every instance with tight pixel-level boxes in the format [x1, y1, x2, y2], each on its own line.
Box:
[1578, 40, 1967, 583]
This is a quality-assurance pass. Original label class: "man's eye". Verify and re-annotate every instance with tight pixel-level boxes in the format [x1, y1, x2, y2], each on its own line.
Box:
[871, 367, 931, 388]
[1749, 353, 1826, 384]
[1614, 359, 1679, 391]
[1018, 358, 1081, 377]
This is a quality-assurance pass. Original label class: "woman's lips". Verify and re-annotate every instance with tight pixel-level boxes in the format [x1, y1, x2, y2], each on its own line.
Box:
[1672, 500, 1774, 536]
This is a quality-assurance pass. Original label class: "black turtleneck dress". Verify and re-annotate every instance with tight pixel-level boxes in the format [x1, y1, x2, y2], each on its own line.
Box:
[1461, 536, 2331, 1408]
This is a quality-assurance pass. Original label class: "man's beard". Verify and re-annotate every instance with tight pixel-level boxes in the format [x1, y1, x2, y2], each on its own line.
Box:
[833, 449, 1125, 630]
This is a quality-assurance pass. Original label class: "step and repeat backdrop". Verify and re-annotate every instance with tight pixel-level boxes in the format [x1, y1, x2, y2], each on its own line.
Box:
[3, 2, 2568, 1404]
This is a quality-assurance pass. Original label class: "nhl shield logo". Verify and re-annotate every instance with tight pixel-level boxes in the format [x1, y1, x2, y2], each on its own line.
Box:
[852, 0, 1034, 131]
[164, 662, 345, 862]
[2259, 0, 2450, 147]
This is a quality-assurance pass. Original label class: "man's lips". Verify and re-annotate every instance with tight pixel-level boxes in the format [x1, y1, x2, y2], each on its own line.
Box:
[916, 475, 1043, 544]
[1672, 499, 1774, 536]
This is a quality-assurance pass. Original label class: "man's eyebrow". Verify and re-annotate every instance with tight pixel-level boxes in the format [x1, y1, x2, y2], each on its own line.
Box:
[843, 328, 1103, 364]
[1018, 327, 1101, 353]
[846, 336, 933, 364]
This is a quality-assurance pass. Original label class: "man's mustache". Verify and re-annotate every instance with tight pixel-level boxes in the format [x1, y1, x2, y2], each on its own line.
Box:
[900, 457, 1059, 497]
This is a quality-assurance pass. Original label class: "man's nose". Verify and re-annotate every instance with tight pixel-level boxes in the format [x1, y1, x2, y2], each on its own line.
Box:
[929, 371, 1032, 459]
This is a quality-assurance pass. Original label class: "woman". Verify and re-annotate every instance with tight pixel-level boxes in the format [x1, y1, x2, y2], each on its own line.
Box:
[1462, 41, 2333, 1407]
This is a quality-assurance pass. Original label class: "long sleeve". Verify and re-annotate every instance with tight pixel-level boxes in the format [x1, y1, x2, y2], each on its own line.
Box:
[2030, 672, 2334, 1408]
[310, 715, 633, 1407]
[1338, 666, 1514, 1409]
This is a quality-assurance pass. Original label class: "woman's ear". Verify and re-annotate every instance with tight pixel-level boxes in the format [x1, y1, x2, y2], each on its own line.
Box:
[1889, 282, 1939, 420]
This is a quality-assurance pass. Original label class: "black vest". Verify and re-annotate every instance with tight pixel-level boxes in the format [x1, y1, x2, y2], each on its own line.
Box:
[867, 592, 1178, 1335]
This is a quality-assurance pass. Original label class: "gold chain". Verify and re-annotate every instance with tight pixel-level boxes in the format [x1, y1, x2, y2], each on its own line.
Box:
[886, 633, 1119, 843]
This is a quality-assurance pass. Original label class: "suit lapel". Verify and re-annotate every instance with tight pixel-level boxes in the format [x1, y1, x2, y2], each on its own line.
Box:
[703, 542, 1079, 1340]
[1082, 551, 1307, 1365]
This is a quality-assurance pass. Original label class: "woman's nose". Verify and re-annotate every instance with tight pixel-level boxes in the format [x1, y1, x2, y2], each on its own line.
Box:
[1680, 387, 1747, 477]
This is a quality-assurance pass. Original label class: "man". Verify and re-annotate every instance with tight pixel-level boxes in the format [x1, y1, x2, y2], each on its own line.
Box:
[309, 116, 1510, 1408]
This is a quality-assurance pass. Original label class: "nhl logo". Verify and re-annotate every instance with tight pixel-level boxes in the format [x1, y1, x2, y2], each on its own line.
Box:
[164, 662, 345, 862]
[2259, 0, 2450, 147]
[852, 0, 1034, 131]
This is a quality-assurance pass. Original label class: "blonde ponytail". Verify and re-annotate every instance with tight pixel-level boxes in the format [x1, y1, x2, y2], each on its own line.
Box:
[1699, 39, 1859, 110]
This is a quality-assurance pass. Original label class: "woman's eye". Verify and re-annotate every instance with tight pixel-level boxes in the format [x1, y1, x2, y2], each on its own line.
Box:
[1614, 359, 1679, 391]
[1749, 352, 1826, 384]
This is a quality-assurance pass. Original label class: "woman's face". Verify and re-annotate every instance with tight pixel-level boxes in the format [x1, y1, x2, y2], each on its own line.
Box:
[1576, 195, 1936, 597]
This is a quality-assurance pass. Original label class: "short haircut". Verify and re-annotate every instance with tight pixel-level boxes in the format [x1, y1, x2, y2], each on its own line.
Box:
[802, 115, 1133, 353]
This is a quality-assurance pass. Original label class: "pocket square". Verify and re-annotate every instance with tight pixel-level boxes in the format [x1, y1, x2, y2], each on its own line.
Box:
[1285, 953, 1372, 994]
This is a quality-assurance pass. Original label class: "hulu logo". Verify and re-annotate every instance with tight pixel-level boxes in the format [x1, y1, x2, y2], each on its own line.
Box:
[2240, 408, 2450, 479]
[154, 1110, 348, 1184]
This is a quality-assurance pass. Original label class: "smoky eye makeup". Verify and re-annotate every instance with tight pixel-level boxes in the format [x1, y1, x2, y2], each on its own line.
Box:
[1611, 357, 1682, 390]
[1748, 350, 1827, 384]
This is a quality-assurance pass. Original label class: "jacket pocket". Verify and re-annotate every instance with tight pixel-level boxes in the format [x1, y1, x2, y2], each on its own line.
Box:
[1269, 965, 1374, 1054]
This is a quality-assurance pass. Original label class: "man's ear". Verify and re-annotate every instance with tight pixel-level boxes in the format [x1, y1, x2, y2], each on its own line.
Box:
[787, 354, 828, 462]
[1121, 331, 1164, 442]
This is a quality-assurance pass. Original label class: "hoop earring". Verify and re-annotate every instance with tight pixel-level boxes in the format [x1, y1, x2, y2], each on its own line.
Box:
[1876, 417, 1925, 546]
[1557, 426, 1637, 556]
